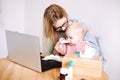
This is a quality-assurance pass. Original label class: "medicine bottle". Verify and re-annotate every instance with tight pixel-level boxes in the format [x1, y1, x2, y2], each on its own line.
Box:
[68, 60, 73, 80]
[60, 68, 68, 80]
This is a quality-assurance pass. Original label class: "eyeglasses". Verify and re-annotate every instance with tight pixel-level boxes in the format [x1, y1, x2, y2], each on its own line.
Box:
[55, 20, 68, 31]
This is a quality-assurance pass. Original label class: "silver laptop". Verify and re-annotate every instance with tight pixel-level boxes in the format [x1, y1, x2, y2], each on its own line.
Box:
[6, 30, 42, 72]
[6, 30, 61, 72]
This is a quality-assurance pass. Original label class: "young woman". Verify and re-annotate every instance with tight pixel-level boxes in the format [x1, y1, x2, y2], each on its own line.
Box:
[42, 4, 104, 60]
[42, 4, 69, 54]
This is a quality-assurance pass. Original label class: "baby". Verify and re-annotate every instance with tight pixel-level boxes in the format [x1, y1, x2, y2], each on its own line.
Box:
[54, 23, 95, 58]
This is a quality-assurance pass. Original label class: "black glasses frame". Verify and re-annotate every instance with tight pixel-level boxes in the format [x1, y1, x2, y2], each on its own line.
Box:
[55, 20, 68, 32]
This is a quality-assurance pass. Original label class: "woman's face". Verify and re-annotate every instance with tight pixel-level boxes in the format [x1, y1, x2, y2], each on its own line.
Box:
[53, 17, 68, 32]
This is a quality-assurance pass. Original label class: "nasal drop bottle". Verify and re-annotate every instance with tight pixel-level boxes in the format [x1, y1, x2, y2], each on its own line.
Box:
[60, 68, 68, 80]
[68, 60, 73, 80]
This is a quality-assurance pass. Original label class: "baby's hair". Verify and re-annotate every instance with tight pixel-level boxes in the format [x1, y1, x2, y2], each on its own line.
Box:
[66, 23, 84, 35]
[65, 22, 85, 42]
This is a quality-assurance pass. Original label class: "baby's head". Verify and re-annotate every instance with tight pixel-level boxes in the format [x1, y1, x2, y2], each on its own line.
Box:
[65, 23, 84, 44]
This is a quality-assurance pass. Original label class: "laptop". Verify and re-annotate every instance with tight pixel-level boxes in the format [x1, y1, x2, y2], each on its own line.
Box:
[5, 30, 61, 72]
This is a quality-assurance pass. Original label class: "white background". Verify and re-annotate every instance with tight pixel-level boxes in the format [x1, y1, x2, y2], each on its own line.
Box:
[0, 0, 120, 80]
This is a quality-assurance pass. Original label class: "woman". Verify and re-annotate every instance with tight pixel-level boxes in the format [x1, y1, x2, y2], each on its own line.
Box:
[42, 4, 104, 59]
[42, 4, 70, 54]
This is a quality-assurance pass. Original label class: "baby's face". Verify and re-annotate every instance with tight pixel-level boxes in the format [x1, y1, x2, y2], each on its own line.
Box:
[66, 32, 79, 45]
[65, 23, 83, 45]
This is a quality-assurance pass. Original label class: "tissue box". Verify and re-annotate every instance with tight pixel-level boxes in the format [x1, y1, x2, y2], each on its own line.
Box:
[62, 54, 102, 78]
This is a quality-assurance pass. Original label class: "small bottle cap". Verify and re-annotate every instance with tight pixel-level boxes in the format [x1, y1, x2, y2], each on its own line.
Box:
[69, 60, 73, 67]
[75, 51, 80, 54]
[60, 68, 68, 75]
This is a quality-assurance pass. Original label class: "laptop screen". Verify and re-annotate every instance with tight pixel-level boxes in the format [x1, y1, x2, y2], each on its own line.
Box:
[6, 30, 42, 72]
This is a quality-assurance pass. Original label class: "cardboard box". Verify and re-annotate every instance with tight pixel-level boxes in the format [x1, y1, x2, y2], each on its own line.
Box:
[62, 54, 102, 78]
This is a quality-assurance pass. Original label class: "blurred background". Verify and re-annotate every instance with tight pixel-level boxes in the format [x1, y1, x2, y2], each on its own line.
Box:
[0, 0, 120, 80]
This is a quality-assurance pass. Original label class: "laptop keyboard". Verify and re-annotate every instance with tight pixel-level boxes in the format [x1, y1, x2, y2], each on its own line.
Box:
[41, 56, 62, 72]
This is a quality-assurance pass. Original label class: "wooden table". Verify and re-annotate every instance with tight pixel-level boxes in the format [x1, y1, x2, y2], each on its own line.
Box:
[0, 58, 109, 80]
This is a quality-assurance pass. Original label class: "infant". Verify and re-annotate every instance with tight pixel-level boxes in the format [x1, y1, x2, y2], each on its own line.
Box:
[54, 23, 96, 58]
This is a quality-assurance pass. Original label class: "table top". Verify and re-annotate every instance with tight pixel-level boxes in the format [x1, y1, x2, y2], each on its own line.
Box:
[0, 58, 109, 80]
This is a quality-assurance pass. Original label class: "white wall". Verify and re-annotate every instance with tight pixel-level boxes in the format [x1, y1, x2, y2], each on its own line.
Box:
[0, 0, 25, 58]
[24, 0, 42, 51]
[0, 0, 120, 80]
[1, 0, 25, 31]
[0, 0, 1, 27]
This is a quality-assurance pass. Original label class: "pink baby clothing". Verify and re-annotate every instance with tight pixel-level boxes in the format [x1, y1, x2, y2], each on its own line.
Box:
[60, 41, 91, 55]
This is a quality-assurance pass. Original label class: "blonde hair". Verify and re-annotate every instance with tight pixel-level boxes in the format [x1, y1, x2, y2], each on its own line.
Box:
[42, 4, 68, 53]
